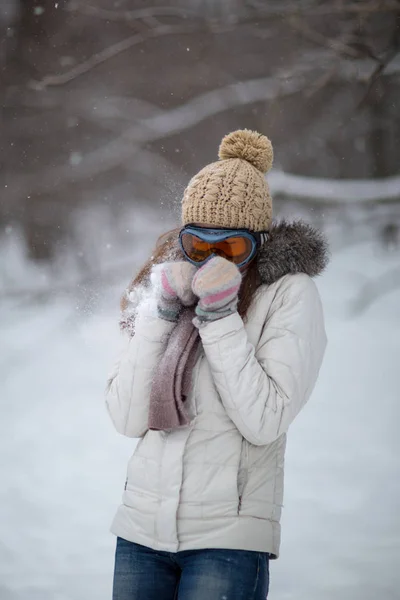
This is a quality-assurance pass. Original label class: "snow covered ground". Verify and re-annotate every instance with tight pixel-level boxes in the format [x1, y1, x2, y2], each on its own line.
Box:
[1, 217, 399, 599]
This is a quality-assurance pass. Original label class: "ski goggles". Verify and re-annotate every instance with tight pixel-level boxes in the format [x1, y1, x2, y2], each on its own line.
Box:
[179, 224, 269, 268]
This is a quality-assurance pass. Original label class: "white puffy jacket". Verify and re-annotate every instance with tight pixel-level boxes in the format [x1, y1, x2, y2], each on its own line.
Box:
[106, 228, 327, 558]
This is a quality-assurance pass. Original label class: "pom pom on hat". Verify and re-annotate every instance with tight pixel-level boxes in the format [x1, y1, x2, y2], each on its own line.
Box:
[218, 129, 273, 174]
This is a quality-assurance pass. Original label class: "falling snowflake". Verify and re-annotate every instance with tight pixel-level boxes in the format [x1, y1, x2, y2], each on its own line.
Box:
[69, 152, 83, 166]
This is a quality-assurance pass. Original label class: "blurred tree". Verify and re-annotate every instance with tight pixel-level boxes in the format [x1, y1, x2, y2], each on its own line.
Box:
[0, 0, 399, 261]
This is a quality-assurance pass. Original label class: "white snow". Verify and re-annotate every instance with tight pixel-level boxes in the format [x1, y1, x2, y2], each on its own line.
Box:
[269, 170, 400, 204]
[1, 222, 399, 600]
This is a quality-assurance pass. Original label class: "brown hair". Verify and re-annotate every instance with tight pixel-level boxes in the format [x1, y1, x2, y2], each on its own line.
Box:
[121, 227, 262, 321]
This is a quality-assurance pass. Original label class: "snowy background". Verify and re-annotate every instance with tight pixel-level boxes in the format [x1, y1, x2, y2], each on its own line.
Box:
[2, 1, 400, 599]
[1, 205, 399, 600]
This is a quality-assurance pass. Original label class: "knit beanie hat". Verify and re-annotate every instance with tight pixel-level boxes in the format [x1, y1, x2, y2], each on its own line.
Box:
[182, 129, 273, 232]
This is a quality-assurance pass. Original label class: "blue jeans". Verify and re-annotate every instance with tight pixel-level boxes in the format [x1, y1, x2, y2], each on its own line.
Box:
[112, 537, 270, 600]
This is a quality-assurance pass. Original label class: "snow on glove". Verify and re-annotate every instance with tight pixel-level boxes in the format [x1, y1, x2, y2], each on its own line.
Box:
[151, 261, 197, 322]
[191, 256, 242, 327]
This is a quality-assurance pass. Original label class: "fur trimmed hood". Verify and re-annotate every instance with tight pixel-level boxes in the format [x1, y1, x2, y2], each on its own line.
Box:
[256, 220, 329, 285]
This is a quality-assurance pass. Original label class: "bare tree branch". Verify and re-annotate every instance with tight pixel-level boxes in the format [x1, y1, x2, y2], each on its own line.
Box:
[288, 15, 366, 59]
[358, 9, 400, 105]
[289, 9, 400, 102]
[312, 0, 400, 14]
[67, 2, 197, 22]
[30, 23, 198, 90]
[304, 65, 338, 97]
[30, 0, 400, 94]
[6, 47, 400, 205]
[4, 74, 307, 202]
[246, 0, 400, 16]
[360, 46, 400, 101]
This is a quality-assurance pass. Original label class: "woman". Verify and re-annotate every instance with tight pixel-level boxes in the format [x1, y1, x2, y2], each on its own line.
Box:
[106, 129, 328, 599]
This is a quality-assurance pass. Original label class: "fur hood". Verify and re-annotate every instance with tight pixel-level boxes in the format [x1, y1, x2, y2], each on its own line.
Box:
[256, 220, 329, 285]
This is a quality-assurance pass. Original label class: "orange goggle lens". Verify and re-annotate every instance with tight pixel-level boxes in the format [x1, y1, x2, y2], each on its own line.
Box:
[180, 233, 254, 265]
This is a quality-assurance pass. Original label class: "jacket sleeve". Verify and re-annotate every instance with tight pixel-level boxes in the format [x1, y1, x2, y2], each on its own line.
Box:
[198, 273, 327, 446]
[105, 307, 175, 438]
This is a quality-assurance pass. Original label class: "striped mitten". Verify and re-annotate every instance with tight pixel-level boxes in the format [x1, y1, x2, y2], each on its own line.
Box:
[151, 261, 197, 322]
[191, 256, 242, 327]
